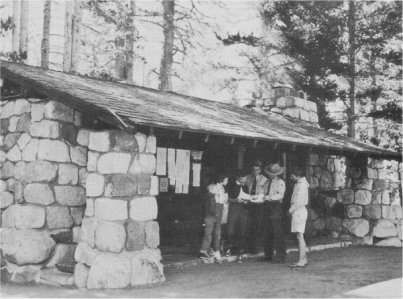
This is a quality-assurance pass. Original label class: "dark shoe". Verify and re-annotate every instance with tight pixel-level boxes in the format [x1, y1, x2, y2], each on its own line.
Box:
[199, 252, 211, 259]
[237, 254, 243, 263]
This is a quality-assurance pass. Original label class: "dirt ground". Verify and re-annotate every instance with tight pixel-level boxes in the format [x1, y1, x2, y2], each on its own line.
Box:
[1, 246, 402, 298]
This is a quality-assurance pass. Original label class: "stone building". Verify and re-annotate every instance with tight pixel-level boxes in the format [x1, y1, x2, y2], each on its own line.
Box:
[0, 61, 401, 288]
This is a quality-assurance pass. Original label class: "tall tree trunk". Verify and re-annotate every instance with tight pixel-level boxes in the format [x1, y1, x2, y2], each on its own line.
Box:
[369, 51, 378, 141]
[159, 0, 175, 91]
[19, 0, 29, 58]
[70, 0, 82, 73]
[63, 0, 73, 72]
[347, 0, 356, 138]
[41, 0, 51, 69]
[12, 0, 21, 53]
[125, 0, 136, 83]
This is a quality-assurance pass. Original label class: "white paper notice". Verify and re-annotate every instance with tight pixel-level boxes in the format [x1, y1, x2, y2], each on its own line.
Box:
[192, 163, 201, 187]
[175, 180, 183, 194]
[182, 150, 190, 185]
[168, 148, 176, 184]
[182, 184, 189, 194]
[156, 147, 167, 176]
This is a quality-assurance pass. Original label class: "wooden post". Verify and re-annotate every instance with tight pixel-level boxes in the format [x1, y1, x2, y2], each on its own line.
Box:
[274, 142, 279, 150]
[204, 134, 210, 143]
[178, 130, 183, 140]
[230, 136, 235, 145]
[238, 144, 245, 170]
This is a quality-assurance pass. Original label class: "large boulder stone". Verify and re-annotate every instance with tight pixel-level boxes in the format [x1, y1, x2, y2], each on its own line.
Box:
[1, 161, 15, 179]
[145, 221, 160, 249]
[2, 205, 46, 229]
[145, 135, 156, 154]
[110, 130, 138, 152]
[31, 103, 45, 122]
[70, 207, 84, 226]
[38, 139, 71, 162]
[397, 220, 402, 240]
[77, 129, 90, 147]
[135, 174, 152, 195]
[44, 101, 74, 122]
[14, 99, 31, 115]
[54, 186, 86, 206]
[94, 198, 128, 221]
[355, 190, 372, 205]
[79, 167, 88, 187]
[29, 120, 59, 138]
[58, 163, 78, 185]
[46, 244, 77, 267]
[372, 191, 383, 204]
[24, 183, 55, 205]
[107, 174, 137, 197]
[74, 263, 90, 289]
[17, 133, 31, 150]
[6, 145, 21, 162]
[353, 179, 373, 190]
[382, 206, 402, 220]
[15, 114, 31, 133]
[134, 133, 147, 153]
[89, 132, 111, 152]
[70, 146, 87, 166]
[342, 219, 369, 237]
[337, 189, 354, 204]
[129, 154, 156, 174]
[1, 229, 55, 265]
[375, 237, 402, 247]
[58, 123, 78, 146]
[0, 191, 14, 209]
[0, 101, 15, 118]
[86, 173, 105, 197]
[125, 221, 146, 251]
[85, 199, 94, 217]
[97, 153, 131, 174]
[129, 249, 165, 286]
[130, 197, 158, 221]
[370, 159, 384, 169]
[346, 205, 362, 218]
[87, 254, 131, 289]
[80, 218, 98, 248]
[332, 172, 345, 189]
[95, 222, 126, 253]
[150, 176, 159, 196]
[21, 138, 39, 161]
[74, 242, 100, 266]
[373, 179, 386, 191]
[16, 160, 58, 183]
[87, 151, 99, 172]
[381, 191, 390, 205]
[46, 206, 73, 229]
[372, 220, 397, 238]
[363, 205, 382, 220]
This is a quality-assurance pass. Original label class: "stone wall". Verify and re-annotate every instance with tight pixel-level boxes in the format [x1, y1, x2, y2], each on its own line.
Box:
[261, 87, 319, 125]
[0, 98, 87, 283]
[74, 130, 164, 289]
[306, 152, 402, 247]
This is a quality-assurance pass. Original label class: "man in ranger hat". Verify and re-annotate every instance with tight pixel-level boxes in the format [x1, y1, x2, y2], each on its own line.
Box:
[263, 162, 286, 263]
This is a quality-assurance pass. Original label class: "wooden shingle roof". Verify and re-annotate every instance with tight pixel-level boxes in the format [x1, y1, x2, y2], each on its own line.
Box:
[1, 60, 400, 159]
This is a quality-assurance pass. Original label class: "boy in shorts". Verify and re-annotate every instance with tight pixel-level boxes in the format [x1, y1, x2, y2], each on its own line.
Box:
[289, 167, 309, 267]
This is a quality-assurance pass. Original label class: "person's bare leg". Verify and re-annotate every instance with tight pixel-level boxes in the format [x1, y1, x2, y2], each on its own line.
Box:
[296, 232, 307, 264]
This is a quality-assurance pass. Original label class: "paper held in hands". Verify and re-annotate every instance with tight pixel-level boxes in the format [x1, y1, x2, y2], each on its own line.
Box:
[250, 194, 264, 203]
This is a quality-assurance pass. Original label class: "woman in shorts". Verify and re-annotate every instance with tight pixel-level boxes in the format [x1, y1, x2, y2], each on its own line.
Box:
[289, 167, 309, 267]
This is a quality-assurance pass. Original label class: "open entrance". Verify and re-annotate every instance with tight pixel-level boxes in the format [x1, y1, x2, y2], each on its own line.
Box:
[151, 127, 310, 263]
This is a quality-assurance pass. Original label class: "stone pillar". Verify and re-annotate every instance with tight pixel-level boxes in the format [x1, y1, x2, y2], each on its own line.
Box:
[0, 98, 87, 283]
[74, 130, 164, 289]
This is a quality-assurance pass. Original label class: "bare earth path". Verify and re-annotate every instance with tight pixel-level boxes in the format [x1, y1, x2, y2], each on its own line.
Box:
[1, 246, 402, 298]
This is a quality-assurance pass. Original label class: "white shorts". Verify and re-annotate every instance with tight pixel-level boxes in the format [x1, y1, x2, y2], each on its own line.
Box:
[291, 207, 307, 233]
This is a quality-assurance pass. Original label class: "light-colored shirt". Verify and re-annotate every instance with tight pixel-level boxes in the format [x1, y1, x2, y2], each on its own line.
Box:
[245, 174, 268, 195]
[264, 177, 285, 202]
[289, 177, 309, 213]
[216, 183, 228, 204]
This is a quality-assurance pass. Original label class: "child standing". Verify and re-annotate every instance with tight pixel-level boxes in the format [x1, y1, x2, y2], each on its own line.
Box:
[289, 167, 309, 267]
[200, 183, 218, 260]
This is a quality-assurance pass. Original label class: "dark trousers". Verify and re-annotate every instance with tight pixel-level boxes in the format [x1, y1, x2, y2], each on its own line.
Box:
[227, 203, 248, 254]
[200, 204, 223, 252]
[263, 202, 286, 260]
[247, 204, 264, 252]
